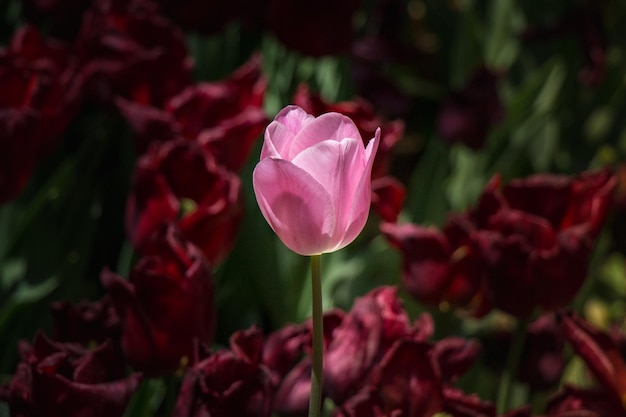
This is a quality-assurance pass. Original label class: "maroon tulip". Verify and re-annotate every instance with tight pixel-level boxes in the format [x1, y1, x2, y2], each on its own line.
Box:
[436, 67, 503, 150]
[126, 140, 243, 265]
[293, 84, 404, 179]
[546, 385, 620, 417]
[324, 286, 431, 404]
[0, 332, 140, 417]
[0, 25, 82, 203]
[118, 54, 267, 167]
[173, 326, 276, 417]
[102, 225, 215, 376]
[50, 295, 121, 345]
[371, 176, 407, 222]
[381, 220, 488, 314]
[557, 311, 626, 412]
[266, 310, 345, 416]
[335, 339, 490, 417]
[383, 170, 616, 317]
[336, 340, 444, 417]
[76, 0, 192, 106]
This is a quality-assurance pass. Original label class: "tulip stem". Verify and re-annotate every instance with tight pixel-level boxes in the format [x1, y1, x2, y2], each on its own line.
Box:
[308, 254, 324, 417]
[496, 317, 529, 414]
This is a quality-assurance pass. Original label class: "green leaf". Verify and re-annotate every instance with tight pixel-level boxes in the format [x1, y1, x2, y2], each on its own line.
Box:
[406, 139, 450, 226]
[122, 378, 167, 417]
[484, 0, 521, 69]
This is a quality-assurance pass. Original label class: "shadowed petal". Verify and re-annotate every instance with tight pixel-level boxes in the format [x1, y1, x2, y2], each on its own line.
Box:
[291, 138, 364, 243]
[253, 158, 336, 255]
[334, 128, 380, 251]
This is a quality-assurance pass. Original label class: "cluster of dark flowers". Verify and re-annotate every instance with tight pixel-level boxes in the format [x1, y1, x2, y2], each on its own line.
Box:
[1, 0, 624, 416]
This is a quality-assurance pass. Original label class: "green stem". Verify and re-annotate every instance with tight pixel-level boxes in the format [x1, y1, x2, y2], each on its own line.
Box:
[496, 317, 530, 414]
[308, 254, 323, 417]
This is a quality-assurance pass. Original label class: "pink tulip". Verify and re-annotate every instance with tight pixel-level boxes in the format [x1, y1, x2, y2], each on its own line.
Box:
[253, 105, 380, 256]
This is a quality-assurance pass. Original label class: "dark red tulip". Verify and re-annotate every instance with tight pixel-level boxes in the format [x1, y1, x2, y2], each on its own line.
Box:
[102, 225, 215, 376]
[335, 338, 490, 417]
[50, 295, 121, 345]
[0, 25, 82, 203]
[126, 140, 243, 265]
[266, 310, 345, 416]
[173, 327, 275, 417]
[383, 170, 616, 317]
[558, 311, 626, 411]
[76, 0, 192, 106]
[546, 385, 619, 417]
[371, 176, 406, 222]
[381, 221, 487, 313]
[324, 286, 430, 404]
[118, 54, 267, 168]
[0, 332, 140, 417]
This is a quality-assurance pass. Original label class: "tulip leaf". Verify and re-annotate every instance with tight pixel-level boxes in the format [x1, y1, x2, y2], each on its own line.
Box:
[122, 378, 166, 417]
[406, 139, 450, 226]
[446, 146, 487, 211]
[599, 253, 626, 297]
[484, 0, 521, 69]
[448, 4, 483, 87]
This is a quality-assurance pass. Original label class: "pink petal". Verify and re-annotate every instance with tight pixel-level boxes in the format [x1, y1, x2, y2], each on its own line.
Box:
[263, 121, 295, 160]
[253, 158, 336, 255]
[274, 105, 315, 134]
[288, 112, 361, 159]
[262, 106, 314, 160]
[334, 128, 381, 251]
[291, 138, 365, 245]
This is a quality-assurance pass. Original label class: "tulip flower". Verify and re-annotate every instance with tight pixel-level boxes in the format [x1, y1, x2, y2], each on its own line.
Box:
[253, 105, 380, 256]
[253, 105, 379, 417]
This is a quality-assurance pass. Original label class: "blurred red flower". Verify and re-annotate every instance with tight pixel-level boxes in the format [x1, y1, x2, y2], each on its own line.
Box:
[382, 169, 616, 317]
[263, 286, 484, 416]
[334, 337, 489, 417]
[173, 326, 276, 417]
[102, 225, 215, 376]
[118, 54, 267, 168]
[0, 25, 82, 203]
[545, 311, 626, 415]
[371, 176, 407, 222]
[126, 140, 243, 265]
[0, 332, 140, 417]
[50, 295, 121, 345]
[76, 0, 192, 106]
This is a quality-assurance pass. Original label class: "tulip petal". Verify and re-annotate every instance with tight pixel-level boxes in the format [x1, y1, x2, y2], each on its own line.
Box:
[288, 112, 362, 159]
[336, 128, 381, 250]
[262, 106, 314, 159]
[253, 158, 336, 255]
[291, 138, 364, 244]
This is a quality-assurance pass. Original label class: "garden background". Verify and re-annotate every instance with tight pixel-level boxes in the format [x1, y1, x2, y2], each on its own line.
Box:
[1, 0, 626, 416]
